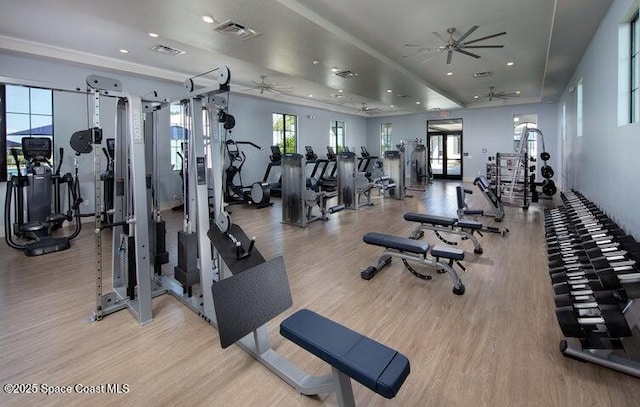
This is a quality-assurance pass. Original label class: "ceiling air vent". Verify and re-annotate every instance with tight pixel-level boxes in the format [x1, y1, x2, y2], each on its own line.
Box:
[334, 70, 359, 78]
[396, 94, 411, 98]
[149, 44, 185, 56]
[473, 71, 493, 78]
[213, 20, 262, 41]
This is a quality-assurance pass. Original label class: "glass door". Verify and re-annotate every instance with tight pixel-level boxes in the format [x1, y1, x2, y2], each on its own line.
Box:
[429, 134, 444, 176]
[427, 119, 463, 180]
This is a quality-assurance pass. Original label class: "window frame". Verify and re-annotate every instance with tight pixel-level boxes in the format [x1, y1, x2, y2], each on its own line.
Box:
[329, 120, 345, 153]
[2, 84, 54, 182]
[272, 112, 297, 154]
[631, 10, 639, 123]
[380, 123, 392, 154]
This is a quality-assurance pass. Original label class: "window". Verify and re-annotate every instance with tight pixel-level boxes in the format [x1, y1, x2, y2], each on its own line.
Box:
[2, 84, 53, 181]
[272, 113, 297, 153]
[380, 123, 392, 153]
[576, 78, 583, 137]
[632, 11, 639, 123]
[169, 103, 187, 171]
[329, 120, 345, 152]
[513, 117, 538, 157]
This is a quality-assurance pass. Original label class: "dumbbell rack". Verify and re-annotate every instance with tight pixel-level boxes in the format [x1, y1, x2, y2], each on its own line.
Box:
[495, 152, 529, 209]
[545, 191, 640, 377]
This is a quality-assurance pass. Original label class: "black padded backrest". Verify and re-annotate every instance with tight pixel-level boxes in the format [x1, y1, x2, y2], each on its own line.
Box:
[211, 256, 293, 348]
[456, 186, 465, 209]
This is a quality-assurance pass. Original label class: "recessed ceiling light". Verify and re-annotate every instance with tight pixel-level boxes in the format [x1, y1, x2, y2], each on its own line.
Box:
[446, 72, 453, 76]
[312, 60, 319, 65]
[514, 117, 520, 122]
[516, 90, 521, 94]
[148, 32, 159, 38]
[507, 61, 515, 66]
[331, 67, 339, 72]
[308, 94, 313, 97]
[202, 15, 215, 24]
[390, 105, 395, 108]
[474, 95, 479, 99]
[119, 49, 129, 54]
[387, 89, 392, 93]
[416, 101, 421, 105]
[338, 89, 343, 93]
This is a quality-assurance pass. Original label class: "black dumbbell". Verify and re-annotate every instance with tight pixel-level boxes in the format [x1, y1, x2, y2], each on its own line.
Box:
[555, 304, 631, 339]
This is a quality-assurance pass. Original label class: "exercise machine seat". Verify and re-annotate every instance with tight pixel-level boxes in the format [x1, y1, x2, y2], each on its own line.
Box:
[280, 309, 410, 399]
[363, 232, 429, 255]
[431, 245, 465, 261]
[403, 212, 457, 227]
[456, 220, 482, 230]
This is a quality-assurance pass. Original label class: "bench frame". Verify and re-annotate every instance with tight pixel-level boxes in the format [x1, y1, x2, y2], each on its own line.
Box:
[408, 220, 483, 254]
[363, 243, 465, 295]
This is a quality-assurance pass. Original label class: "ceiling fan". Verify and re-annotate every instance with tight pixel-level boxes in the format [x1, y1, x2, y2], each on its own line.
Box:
[241, 75, 293, 95]
[404, 25, 506, 64]
[478, 86, 520, 101]
[355, 103, 381, 114]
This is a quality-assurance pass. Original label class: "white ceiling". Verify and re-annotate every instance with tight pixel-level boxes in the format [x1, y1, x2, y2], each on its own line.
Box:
[0, 0, 611, 116]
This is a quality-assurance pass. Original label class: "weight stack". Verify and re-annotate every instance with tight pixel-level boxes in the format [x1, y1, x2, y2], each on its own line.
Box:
[150, 219, 169, 275]
[174, 231, 199, 296]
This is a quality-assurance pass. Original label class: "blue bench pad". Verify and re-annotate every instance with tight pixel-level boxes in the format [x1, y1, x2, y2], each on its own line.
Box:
[280, 309, 410, 399]
[431, 245, 465, 260]
[363, 232, 429, 254]
[404, 212, 457, 226]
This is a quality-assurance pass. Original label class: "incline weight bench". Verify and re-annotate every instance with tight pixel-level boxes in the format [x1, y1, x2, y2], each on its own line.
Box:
[211, 256, 410, 406]
[361, 232, 466, 295]
[456, 184, 509, 235]
[404, 212, 484, 254]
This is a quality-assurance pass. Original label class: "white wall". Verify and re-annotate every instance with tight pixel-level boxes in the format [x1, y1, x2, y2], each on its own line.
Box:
[557, 0, 640, 239]
[366, 103, 558, 182]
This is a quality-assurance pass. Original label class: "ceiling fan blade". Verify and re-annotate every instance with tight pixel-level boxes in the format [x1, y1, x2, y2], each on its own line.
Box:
[455, 25, 479, 43]
[446, 50, 453, 64]
[421, 49, 444, 63]
[455, 48, 481, 59]
[462, 45, 504, 49]
[499, 92, 520, 98]
[403, 47, 439, 58]
[462, 31, 507, 46]
[432, 31, 448, 43]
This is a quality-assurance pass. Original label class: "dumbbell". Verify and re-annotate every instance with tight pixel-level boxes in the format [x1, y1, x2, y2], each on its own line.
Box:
[545, 210, 610, 226]
[551, 269, 624, 294]
[555, 304, 632, 339]
[547, 238, 620, 255]
[545, 212, 611, 227]
[554, 289, 626, 308]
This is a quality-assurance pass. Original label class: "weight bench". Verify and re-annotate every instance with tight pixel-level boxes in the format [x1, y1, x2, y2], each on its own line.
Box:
[361, 232, 466, 295]
[281, 309, 410, 405]
[404, 212, 483, 254]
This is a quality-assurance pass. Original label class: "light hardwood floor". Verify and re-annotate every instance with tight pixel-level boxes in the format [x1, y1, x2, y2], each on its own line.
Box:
[1, 181, 639, 407]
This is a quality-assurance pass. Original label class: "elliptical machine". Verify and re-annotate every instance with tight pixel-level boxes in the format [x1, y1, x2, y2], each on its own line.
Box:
[224, 139, 271, 208]
[4, 137, 81, 256]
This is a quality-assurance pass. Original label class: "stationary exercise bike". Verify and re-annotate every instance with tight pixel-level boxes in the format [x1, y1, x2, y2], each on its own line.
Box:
[224, 139, 271, 208]
[4, 137, 81, 256]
